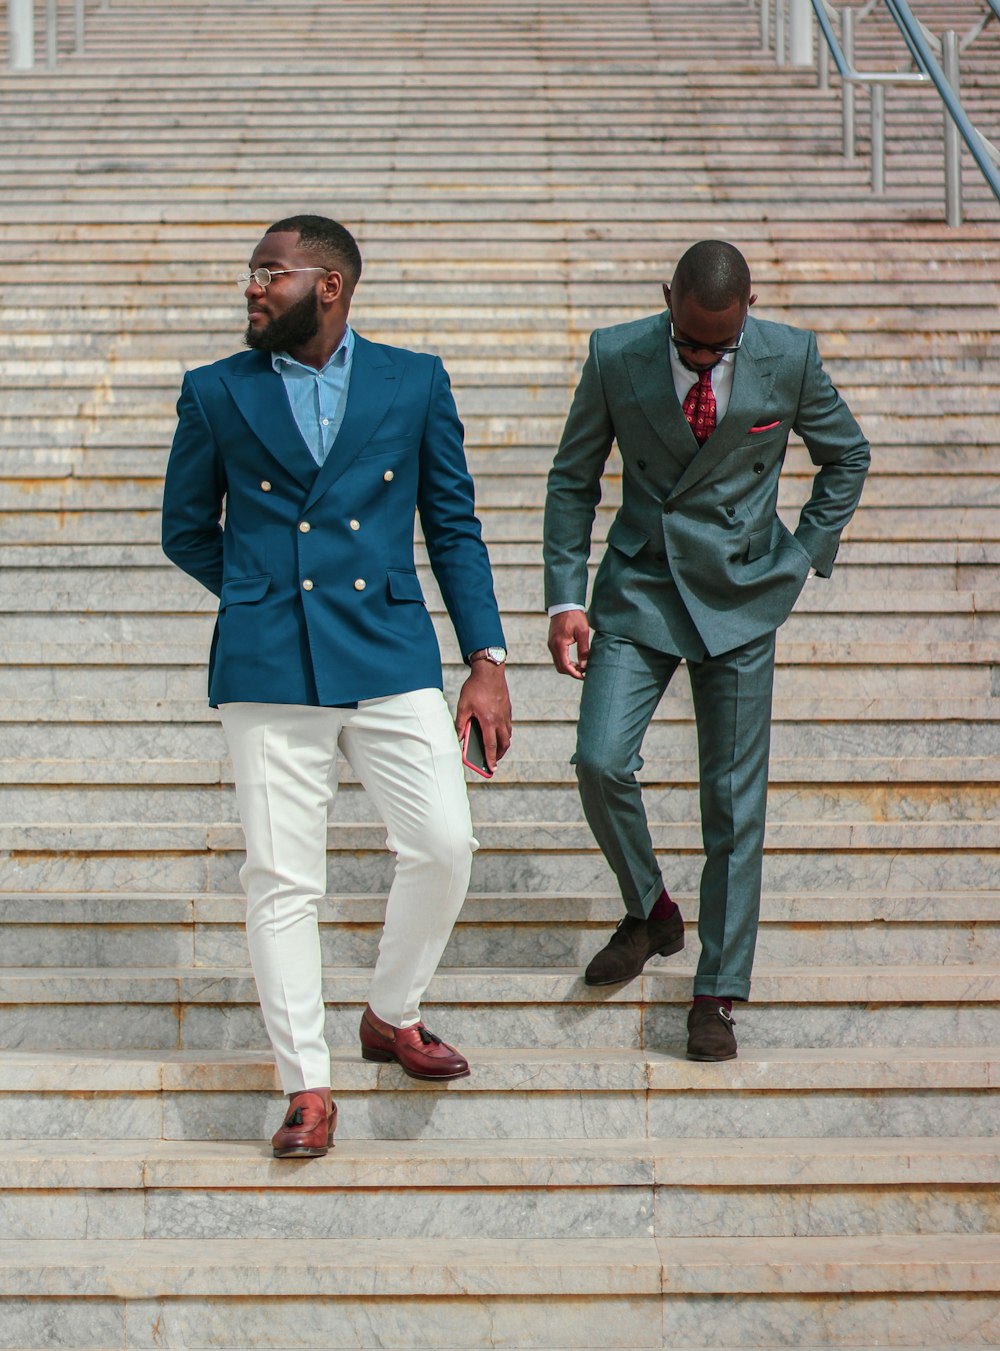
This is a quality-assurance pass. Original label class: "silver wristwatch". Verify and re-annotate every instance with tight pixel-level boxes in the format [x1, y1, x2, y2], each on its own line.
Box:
[469, 645, 507, 666]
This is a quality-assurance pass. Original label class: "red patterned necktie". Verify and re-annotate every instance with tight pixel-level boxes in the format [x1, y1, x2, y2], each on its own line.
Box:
[683, 368, 717, 445]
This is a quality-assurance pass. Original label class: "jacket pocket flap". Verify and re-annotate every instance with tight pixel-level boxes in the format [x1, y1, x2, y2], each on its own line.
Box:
[220, 574, 271, 607]
[745, 526, 773, 563]
[386, 568, 425, 602]
[606, 517, 649, 557]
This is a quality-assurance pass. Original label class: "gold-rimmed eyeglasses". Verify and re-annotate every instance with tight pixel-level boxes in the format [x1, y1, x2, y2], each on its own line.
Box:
[237, 267, 328, 290]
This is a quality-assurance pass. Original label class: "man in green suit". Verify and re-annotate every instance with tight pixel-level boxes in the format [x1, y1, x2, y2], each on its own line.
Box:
[543, 240, 870, 1060]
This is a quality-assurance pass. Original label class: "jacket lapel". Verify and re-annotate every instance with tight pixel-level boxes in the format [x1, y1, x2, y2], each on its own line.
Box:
[219, 353, 319, 491]
[624, 312, 699, 473]
[303, 335, 403, 512]
[667, 318, 779, 503]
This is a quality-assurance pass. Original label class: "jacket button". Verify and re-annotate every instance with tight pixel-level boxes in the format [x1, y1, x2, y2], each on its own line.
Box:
[302, 579, 314, 591]
[637, 459, 646, 470]
[354, 578, 366, 591]
[726, 506, 736, 518]
[665, 507, 673, 515]
[299, 521, 311, 533]
[655, 551, 665, 562]
[754, 462, 764, 473]
[260, 480, 271, 492]
[383, 470, 394, 482]
[349, 519, 361, 531]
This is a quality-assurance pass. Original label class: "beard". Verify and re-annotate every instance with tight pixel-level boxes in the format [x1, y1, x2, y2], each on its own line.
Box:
[244, 288, 321, 353]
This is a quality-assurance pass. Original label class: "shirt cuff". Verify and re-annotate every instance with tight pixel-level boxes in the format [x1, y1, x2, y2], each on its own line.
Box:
[547, 603, 587, 616]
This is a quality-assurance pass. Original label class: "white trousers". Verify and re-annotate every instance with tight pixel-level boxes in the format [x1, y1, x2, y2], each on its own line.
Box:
[219, 690, 478, 1094]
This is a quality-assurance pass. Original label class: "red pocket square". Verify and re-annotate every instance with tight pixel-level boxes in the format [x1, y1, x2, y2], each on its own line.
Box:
[750, 420, 781, 433]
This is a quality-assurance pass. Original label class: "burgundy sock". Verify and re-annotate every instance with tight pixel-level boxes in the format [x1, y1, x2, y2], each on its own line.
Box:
[694, 994, 733, 1013]
[648, 889, 679, 922]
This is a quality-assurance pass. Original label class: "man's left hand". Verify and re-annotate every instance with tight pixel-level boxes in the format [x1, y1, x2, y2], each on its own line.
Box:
[455, 662, 513, 774]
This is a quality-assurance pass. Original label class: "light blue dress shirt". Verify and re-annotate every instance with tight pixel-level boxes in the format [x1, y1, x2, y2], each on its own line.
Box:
[271, 324, 355, 467]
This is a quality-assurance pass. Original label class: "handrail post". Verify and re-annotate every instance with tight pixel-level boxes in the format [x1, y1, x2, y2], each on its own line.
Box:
[871, 83, 886, 192]
[789, 0, 814, 65]
[942, 29, 963, 227]
[8, 0, 35, 69]
[776, 0, 787, 65]
[760, 0, 771, 51]
[75, 0, 86, 55]
[45, 0, 58, 68]
[818, 32, 830, 90]
[841, 9, 856, 160]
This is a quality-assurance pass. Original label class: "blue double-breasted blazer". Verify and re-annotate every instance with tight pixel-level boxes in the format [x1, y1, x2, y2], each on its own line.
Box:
[161, 334, 505, 707]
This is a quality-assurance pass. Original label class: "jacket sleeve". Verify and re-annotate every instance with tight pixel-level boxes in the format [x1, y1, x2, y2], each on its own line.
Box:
[791, 332, 871, 576]
[416, 356, 506, 659]
[161, 373, 227, 598]
[543, 330, 616, 609]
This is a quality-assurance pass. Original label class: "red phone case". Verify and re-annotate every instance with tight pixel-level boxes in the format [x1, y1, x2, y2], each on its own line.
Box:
[462, 719, 493, 778]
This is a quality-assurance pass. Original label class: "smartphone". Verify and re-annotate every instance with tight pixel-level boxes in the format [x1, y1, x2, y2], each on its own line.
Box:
[461, 717, 494, 779]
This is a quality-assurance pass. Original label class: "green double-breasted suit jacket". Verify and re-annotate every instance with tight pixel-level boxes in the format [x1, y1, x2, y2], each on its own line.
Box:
[543, 311, 871, 657]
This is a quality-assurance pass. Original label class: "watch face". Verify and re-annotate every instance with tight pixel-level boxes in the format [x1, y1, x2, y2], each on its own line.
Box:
[486, 646, 507, 663]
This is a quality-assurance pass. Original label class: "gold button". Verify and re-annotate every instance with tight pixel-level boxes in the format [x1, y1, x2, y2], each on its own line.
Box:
[354, 578, 366, 591]
[299, 521, 311, 533]
[260, 480, 272, 492]
[349, 519, 360, 531]
[383, 470, 394, 482]
[302, 579, 314, 591]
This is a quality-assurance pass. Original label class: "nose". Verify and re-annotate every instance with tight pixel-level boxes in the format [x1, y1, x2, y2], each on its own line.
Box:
[245, 276, 265, 301]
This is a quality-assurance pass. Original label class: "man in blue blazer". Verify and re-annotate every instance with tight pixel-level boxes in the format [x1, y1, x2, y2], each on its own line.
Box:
[544, 240, 869, 1061]
[163, 216, 511, 1156]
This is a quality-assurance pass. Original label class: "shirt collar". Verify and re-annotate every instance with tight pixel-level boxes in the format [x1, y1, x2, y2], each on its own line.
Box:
[271, 323, 354, 376]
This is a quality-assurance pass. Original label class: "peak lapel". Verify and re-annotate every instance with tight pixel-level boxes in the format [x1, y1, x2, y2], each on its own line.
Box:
[303, 336, 403, 512]
[667, 321, 779, 503]
[220, 355, 318, 491]
[623, 313, 698, 473]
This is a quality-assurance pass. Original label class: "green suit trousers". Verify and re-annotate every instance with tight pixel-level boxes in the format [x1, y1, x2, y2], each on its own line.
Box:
[574, 628, 777, 1000]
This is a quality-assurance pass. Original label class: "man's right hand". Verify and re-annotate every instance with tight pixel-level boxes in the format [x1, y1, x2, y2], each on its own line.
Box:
[547, 610, 591, 680]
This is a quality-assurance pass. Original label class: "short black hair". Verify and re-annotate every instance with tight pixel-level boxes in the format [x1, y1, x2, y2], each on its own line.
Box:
[266, 215, 363, 290]
[672, 240, 751, 310]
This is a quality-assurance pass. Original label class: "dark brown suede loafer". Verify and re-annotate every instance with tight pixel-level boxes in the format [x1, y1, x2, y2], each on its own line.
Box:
[583, 911, 685, 986]
[360, 1005, 470, 1081]
[271, 1091, 338, 1158]
[686, 1000, 738, 1061]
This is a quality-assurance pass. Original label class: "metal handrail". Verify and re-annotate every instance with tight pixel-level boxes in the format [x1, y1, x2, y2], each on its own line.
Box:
[884, 0, 1000, 220]
[759, 0, 1000, 224]
[8, 0, 106, 69]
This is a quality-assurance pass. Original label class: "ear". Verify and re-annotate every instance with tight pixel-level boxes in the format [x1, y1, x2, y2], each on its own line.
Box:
[748, 292, 758, 308]
[320, 270, 345, 305]
[662, 283, 671, 308]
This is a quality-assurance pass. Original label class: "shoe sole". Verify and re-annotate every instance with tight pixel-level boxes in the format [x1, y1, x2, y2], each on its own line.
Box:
[583, 935, 685, 987]
[272, 1144, 332, 1158]
[686, 1048, 738, 1062]
[361, 1046, 471, 1081]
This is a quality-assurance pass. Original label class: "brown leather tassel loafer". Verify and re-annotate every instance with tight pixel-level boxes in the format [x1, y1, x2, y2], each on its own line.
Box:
[271, 1091, 338, 1158]
[360, 1004, 470, 1081]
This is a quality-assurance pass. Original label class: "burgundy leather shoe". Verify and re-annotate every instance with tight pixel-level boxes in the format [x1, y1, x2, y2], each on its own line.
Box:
[360, 1005, 470, 1080]
[271, 1090, 337, 1158]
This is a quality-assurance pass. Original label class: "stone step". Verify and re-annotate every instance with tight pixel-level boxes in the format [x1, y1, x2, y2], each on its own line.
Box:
[0, 1233, 995, 1350]
[0, 1135, 995, 1241]
[0, 1045, 997, 1137]
[0, 889, 995, 971]
[0, 968, 996, 1056]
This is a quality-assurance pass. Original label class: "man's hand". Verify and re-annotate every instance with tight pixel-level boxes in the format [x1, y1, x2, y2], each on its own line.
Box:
[455, 662, 512, 774]
[547, 610, 590, 679]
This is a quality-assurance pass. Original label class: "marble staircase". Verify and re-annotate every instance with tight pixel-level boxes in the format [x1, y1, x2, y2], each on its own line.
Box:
[1, 0, 999, 1346]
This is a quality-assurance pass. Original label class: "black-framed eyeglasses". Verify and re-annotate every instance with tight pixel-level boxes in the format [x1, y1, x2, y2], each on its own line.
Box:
[669, 315, 745, 357]
[237, 267, 328, 290]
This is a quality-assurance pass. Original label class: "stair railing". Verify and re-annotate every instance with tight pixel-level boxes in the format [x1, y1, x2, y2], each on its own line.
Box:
[8, 0, 111, 70]
[753, 0, 1000, 223]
